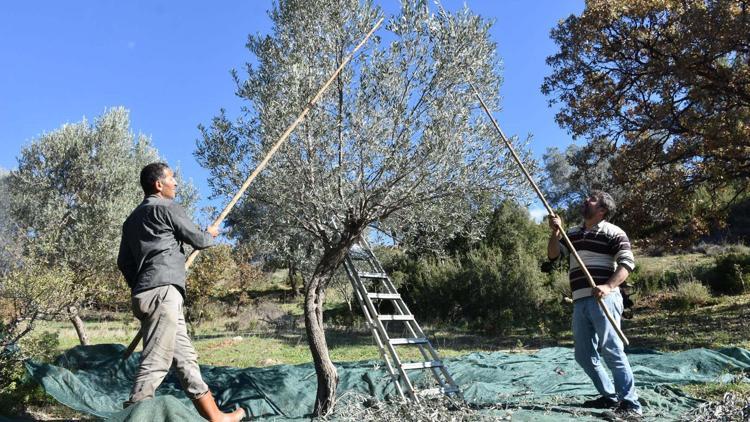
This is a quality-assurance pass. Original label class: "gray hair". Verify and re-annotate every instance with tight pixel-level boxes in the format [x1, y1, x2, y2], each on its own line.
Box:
[589, 190, 616, 217]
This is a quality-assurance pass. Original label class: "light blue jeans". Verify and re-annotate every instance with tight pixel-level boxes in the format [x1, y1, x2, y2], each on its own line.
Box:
[573, 291, 641, 411]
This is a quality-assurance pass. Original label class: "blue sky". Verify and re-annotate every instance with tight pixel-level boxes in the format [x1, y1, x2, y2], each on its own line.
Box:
[0, 1, 583, 220]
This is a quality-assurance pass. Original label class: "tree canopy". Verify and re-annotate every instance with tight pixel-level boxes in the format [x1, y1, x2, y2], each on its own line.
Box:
[9, 109, 156, 275]
[543, 0, 750, 240]
[0, 169, 18, 276]
[3, 107, 196, 344]
[198, 1, 529, 255]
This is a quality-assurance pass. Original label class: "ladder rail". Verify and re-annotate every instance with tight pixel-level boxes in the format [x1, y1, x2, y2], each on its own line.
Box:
[343, 258, 419, 400]
[343, 259, 406, 401]
[357, 239, 462, 393]
[358, 243, 447, 374]
[344, 237, 462, 401]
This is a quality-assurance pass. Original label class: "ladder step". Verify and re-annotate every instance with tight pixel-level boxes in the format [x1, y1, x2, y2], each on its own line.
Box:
[378, 314, 414, 321]
[348, 244, 370, 260]
[418, 385, 460, 396]
[344, 242, 460, 401]
[368, 292, 401, 300]
[401, 360, 443, 370]
[358, 271, 388, 279]
[389, 337, 428, 345]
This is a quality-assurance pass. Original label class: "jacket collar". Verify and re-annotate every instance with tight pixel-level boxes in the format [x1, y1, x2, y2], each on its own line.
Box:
[143, 194, 170, 204]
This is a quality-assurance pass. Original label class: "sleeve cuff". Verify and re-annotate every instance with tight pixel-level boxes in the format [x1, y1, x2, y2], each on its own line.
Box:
[617, 261, 635, 272]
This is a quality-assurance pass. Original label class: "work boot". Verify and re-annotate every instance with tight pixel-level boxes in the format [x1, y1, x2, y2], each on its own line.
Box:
[192, 390, 246, 421]
[581, 395, 619, 409]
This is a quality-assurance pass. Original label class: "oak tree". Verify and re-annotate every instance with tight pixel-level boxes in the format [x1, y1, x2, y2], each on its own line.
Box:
[543, 0, 750, 239]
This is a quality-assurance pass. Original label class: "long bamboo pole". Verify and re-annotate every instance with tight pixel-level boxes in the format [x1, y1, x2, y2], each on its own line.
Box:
[122, 17, 384, 359]
[467, 80, 629, 346]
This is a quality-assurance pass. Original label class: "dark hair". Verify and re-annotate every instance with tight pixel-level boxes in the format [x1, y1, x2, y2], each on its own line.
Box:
[140, 162, 170, 194]
[589, 190, 616, 217]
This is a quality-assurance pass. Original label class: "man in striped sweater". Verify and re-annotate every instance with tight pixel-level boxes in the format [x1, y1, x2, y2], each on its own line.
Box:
[548, 190, 642, 417]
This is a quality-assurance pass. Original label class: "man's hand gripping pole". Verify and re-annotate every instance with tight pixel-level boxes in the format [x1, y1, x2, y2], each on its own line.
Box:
[467, 79, 629, 346]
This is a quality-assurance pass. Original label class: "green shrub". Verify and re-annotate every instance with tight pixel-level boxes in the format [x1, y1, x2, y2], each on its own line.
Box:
[629, 265, 682, 295]
[0, 330, 60, 414]
[706, 253, 750, 295]
[373, 246, 409, 272]
[397, 245, 551, 335]
[382, 201, 554, 335]
[538, 269, 573, 339]
[484, 201, 547, 256]
[396, 255, 463, 323]
[186, 245, 240, 328]
[0, 260, 75, 414]
[467, 246, 548, 333]
[664, 281, 712, 311]
[629, 259, 710, 296]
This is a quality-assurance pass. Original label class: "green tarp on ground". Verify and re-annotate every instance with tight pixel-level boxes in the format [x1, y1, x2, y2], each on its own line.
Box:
[25, 344, 750, 421]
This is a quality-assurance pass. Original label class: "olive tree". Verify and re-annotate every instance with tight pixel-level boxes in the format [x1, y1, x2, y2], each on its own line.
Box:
[196, 0, 531, 415]
[0, 169, 16, 275]
[5, 107, 196, 345]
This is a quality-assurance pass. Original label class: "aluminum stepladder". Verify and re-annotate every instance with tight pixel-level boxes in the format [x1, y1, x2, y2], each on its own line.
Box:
[341, 236, 461, 402]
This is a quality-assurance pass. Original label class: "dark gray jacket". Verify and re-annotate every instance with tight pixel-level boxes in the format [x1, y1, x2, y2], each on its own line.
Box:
[117, 195, 214, 297]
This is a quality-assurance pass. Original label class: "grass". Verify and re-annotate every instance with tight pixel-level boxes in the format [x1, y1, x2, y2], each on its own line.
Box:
[683, 378, 750, 402]
[682, 373, 750, 401]
[12, 249, 750, 419]
[625, 289, 750, 350]
[36, 318, 138, 351]
[37, 320, 538, 368]
[635, 253, 713, 274]
[34, 253, 750, 359]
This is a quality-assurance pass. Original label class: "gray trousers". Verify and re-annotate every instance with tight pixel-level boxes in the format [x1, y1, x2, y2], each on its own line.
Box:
[129, 284, 209, 402]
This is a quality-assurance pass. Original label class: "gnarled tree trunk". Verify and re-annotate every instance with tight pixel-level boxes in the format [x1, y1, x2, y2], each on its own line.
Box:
[304, 233, 358, 416]
[67, 305, 90, 346]
[305, 274, 338, 416]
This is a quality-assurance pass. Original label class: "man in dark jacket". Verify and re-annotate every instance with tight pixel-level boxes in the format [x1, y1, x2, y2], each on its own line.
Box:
[118, 162, 244, 421]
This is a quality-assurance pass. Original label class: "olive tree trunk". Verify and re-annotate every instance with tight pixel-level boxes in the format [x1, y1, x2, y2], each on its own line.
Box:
[304, 235, 357, 416]
[305, 274, 337, 416]
[67, 305, 90, 346]
[288, 260, 300, 296]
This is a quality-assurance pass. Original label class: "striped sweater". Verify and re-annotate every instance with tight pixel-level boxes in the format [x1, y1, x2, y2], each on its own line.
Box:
[559, 220, 635, 300]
